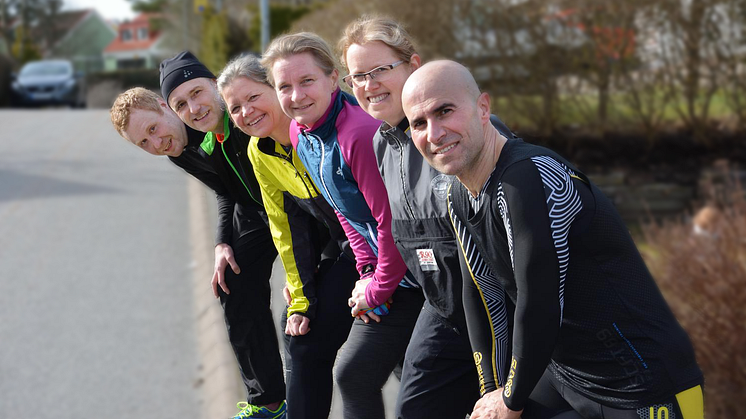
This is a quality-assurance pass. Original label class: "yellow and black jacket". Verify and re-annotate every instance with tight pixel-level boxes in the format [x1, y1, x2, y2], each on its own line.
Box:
[248, 136, 353, 319]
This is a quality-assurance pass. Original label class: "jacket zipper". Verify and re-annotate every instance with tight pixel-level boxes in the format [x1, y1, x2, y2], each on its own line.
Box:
[221, 142, 262, 206]
[393, 136, 416, 219]
[266, 144, 330, 228]
[307, 133, 342, 214]
[278, 148, 321, 199]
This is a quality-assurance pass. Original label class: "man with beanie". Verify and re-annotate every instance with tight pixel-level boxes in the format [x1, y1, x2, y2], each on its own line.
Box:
[157, 51, 287, 419]
[110, 50, 287, 419]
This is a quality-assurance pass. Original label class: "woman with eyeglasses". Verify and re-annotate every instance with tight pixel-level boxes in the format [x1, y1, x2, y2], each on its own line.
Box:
[262, 32, 425, 419]
[339, 16, 521, 419]
[217, 54, 359, 419]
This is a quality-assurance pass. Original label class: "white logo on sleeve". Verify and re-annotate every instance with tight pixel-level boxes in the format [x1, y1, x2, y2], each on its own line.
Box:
[416, 249, 439, 272]
[431, 174, 454, 200]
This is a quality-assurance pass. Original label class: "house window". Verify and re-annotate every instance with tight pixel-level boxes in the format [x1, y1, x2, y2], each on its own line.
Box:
[122, 29, 132, 41]
[117, 58, 146, 69]
[138, 28, 148, 40]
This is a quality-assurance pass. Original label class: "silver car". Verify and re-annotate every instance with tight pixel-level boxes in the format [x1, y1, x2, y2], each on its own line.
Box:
[11, 59, 86, 108]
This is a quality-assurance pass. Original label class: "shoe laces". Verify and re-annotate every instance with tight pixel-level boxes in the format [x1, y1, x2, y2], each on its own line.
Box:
[234, 402, 261, 418]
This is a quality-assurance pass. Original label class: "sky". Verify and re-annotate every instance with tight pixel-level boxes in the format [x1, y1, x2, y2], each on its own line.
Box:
[62, 0, 136, 20]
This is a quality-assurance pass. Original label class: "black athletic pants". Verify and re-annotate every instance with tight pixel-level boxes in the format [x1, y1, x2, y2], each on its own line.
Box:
[218, 240, 285, 405]
[396, 304, 481, 419]
[284, 253, 358, 419]
[335, 287, 425, 419]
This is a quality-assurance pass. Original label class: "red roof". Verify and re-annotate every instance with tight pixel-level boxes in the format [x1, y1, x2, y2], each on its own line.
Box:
[104, 13, 161, 53]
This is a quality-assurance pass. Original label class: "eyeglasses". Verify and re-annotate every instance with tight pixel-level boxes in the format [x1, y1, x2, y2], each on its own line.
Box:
[342, 61, 405, 88]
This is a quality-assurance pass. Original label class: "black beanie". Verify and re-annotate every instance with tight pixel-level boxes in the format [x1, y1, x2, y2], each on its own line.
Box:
[159, 51, 216, 102]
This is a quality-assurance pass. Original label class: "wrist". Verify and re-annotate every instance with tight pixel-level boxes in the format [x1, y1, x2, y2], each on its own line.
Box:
[360, 263, 374, 278]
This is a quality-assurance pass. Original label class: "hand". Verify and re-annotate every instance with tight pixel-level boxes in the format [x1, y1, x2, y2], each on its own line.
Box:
[357, 311, 378, 324]
[470, 388, 523, 419]
[283, 284, 292, 306]
[285, 313, 311, 336]
[212, 243, 240, 298]
[348, 278, 373, 317]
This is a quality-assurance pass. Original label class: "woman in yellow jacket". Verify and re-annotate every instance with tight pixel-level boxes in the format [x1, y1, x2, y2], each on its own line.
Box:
[218, 54, 358, 419]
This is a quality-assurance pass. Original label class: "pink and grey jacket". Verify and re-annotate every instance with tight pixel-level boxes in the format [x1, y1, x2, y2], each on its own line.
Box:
[290, 89, 417, 308]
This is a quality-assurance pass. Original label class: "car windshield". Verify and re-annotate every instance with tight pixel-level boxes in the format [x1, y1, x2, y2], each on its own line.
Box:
[20, 61, 72, 77]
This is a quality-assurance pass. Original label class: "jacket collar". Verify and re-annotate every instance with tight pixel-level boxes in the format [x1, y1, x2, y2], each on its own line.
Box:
[380, 118, 411, 145]
[301, 88, 359, 139]
[200, 112, 231, 156]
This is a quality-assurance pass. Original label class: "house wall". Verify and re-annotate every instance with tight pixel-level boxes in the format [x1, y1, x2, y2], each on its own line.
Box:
[49, 13, 116, 74]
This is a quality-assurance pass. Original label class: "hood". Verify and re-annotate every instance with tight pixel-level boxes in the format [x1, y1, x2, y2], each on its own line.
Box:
[17, 74, 72, 87]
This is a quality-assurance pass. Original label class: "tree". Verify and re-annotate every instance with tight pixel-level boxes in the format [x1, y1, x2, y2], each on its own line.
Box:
[247, 3, 312, 53]
[4, 0, 63, 64]
[11, 24, 40, 62]
[199, 5, 228, 73]
[712, 0, 746, 132]
[655, 0, 723, 142]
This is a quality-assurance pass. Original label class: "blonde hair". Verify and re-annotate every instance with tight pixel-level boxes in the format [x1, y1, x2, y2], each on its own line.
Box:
[338, 15, 418, 69]
[261, 32, 337, 86]
[110, 87, 162, 136]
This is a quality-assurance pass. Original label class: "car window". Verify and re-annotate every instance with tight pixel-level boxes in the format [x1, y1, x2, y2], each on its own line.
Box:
[20, 62, 72, 77]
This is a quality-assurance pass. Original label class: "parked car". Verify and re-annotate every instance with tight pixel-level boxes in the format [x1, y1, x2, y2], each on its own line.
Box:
[10, 59, 86, 108]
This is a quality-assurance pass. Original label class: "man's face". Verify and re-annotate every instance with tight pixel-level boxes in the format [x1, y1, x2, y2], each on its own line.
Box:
[272, 52, 338, 127]
[344, 41, 419, 126]
[167, 78, 223, 133]
[404, 84, 488, 177]
[122, 100, 188, 157]
[221, 76, 283, 139]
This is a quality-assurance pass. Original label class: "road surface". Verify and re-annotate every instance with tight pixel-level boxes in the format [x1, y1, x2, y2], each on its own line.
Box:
[0, 109, 398, 419]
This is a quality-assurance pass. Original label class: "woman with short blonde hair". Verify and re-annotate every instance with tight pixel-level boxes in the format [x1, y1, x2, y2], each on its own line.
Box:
[261, 32, 337, 86]
[265, 31, 425, 419]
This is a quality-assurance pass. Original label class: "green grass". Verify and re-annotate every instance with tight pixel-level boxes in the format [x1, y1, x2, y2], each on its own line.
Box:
[491, 88, 740, 133]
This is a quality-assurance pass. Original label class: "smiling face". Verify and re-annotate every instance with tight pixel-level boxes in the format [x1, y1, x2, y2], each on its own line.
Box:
[121, 99, 188, 157]
[221, 76, 287, 140]
[344, 41, 420, 126]
[167, 78, 224, 133]
[271, 52, 339, 127]
[403, 69, 491, 177]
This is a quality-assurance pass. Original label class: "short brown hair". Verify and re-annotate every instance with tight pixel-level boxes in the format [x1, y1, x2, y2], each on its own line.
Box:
[261, 32, 337, 86]
[338, 15, 418, 69]
[110, 87, 163, 136]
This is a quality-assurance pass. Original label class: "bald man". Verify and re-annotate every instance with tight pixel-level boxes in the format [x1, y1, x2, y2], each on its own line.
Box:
[403, 61, 704, 419]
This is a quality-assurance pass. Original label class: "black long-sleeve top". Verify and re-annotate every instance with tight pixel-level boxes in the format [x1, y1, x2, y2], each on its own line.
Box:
[449, 139, 703, 410]
[168, 117, 270, 250]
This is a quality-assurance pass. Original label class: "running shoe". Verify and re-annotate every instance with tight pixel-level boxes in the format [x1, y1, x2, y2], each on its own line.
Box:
[232, 401, 286, 419]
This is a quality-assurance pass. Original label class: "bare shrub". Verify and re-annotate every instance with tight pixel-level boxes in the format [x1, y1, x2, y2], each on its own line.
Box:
[642, 168, 746, 418]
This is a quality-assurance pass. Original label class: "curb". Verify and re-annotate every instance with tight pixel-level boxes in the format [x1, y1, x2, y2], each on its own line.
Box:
[187, 177, 244, 419]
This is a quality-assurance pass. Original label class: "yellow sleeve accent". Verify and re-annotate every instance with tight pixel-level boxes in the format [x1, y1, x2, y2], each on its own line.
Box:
[248, 138, 310, 316]
[676, 385, 704, 419]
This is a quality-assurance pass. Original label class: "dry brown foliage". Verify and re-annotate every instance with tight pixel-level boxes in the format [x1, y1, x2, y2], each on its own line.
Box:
[642, 169, 746, 418]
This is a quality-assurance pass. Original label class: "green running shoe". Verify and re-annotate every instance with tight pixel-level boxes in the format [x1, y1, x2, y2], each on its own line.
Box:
[232, 401, 286, 419]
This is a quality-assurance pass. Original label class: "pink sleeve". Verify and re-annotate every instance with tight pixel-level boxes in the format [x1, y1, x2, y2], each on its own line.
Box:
[337, 105, 407, 307]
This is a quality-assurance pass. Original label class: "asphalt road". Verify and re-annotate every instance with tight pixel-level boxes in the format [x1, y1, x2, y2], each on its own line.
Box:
[0, 109, 398, 419]
[0, 109, 204, 418]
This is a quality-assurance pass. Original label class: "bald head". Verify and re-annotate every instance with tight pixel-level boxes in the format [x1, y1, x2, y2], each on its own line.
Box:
[402, 60, 481, 113]
[403, 60, 492, 178]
